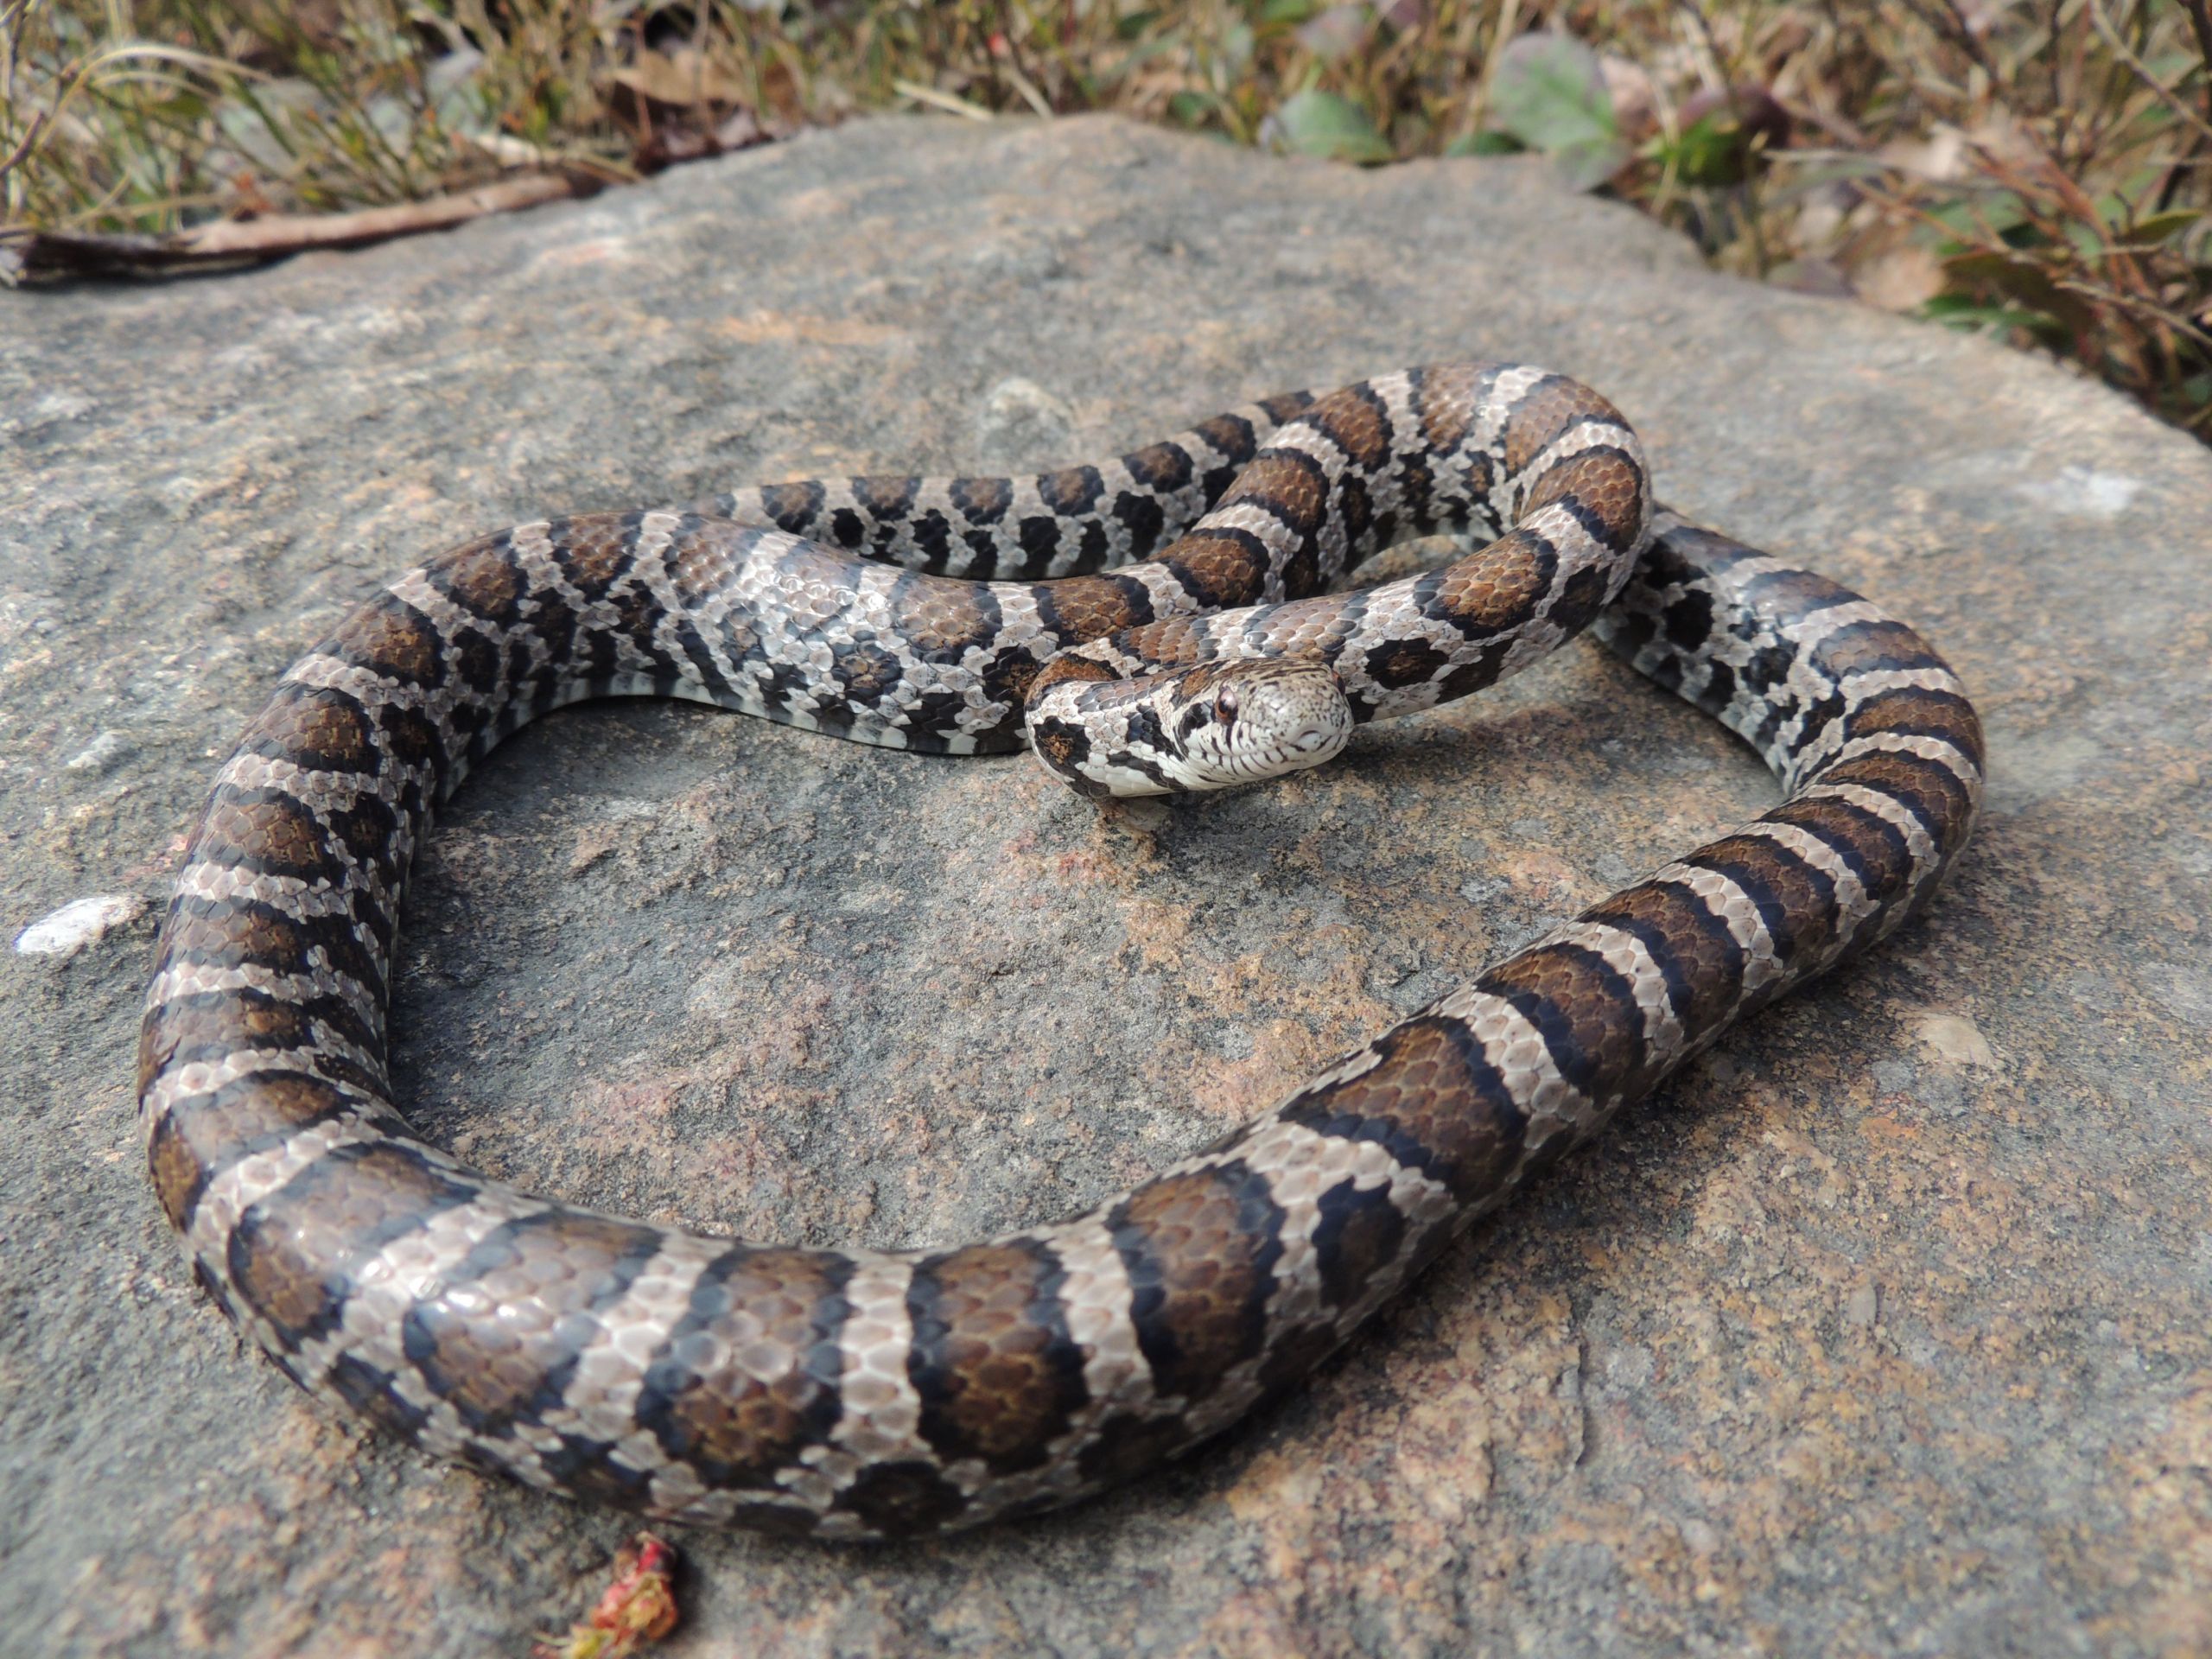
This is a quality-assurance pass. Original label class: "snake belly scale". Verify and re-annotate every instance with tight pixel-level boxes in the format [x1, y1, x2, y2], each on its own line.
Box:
[137, 363, 1984, 1540]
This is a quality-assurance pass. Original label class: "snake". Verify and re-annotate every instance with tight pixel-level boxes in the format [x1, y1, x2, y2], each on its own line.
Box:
[137, 362, 1984, 1540]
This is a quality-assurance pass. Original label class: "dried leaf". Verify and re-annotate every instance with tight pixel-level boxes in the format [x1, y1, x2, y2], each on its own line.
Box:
[1597, 54, 1656, 140]
[1853, 244, 1946, 311]
[1293, 7, 1370, 63]
[610, 48, 748, 111]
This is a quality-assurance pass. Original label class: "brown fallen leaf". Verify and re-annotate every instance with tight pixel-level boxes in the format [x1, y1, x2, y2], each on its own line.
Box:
[611, 46, 749, 111]
[1852, 243, 1945, 311]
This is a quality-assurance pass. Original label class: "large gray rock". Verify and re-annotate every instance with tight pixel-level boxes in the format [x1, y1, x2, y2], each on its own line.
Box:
[3, 114, 2208, 1657]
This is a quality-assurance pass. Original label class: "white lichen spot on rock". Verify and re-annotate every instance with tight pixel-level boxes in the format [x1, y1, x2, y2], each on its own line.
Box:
[15, 893, 147, 957]
[1459, 873, 1509, 906]
[64, 730, 134, 773]
[1911, 1010, 2000, 1070]
[2018, 465, 2143, 520]
[976, 377, 1075, 466]
[2141, 962, 2212, 1030]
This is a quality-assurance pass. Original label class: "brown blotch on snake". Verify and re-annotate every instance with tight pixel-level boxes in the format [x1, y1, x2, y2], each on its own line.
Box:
[1281, 1014, 1528, 1205]
[1478, 943, 1652, 1103]
[632, 1246, 855, 1490]
[907, 1241, 1088, 1473]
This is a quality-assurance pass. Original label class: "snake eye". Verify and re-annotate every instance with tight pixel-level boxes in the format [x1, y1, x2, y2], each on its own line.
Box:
[1214, 687, 1239, 724]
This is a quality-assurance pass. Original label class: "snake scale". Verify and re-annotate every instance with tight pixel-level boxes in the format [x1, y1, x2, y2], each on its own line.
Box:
[137, 362, 1984, 1540]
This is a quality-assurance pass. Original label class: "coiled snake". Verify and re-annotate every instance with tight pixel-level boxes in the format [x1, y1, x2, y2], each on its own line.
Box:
[137, 363, 1984, 1539]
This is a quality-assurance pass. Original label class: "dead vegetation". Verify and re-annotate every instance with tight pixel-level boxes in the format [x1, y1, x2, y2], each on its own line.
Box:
[3, 2, 2206, 432]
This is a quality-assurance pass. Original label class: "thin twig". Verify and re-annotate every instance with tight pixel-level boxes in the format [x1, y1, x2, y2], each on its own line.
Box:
[2052, 274, 2212, 351]
[0, 170, 596, 283]
[0, 106, 41, 180]
[998, 55, 1055, 119]
[890, 78, 995, 121]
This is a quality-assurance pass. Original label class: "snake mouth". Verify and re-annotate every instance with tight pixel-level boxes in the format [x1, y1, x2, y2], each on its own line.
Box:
[1236, 720, 1349, 783]
[1284, 723, 1345, 761]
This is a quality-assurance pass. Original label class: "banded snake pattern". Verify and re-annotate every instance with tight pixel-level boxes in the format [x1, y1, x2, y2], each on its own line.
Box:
[137, 362, 1984, 1540]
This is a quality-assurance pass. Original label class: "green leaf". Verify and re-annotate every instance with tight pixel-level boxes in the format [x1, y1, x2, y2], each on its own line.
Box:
[2129, 209, 2202, 245]
[1218, 22, 1255, 76]
[1484, 33, 1624, 189]
[1942, 250, 2095, 336]
[1541, 137, 1624, 191]
[1446, 130, 1523, 157]
[1487, 33, 1616, 152]
[1166, 90, 1217, 129]
[1920, 190, 2033, 252]
[1268, 89, 1392, 164]
[2064, 220, 2108, 260]
[1921, 294, 2071, 347]
[1665, 111, 1745, 188]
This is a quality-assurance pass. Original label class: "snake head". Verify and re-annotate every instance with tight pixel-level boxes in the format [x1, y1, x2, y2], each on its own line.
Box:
[1028, 657, 1353, 798]
[1166, 659, 1352, 792]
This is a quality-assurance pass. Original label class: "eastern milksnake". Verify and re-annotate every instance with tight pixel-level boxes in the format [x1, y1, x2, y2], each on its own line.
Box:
[138, 363, 1983, 1538]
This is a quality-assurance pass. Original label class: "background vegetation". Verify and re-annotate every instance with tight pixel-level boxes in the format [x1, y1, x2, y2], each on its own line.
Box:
[4, 0, 2208, 434]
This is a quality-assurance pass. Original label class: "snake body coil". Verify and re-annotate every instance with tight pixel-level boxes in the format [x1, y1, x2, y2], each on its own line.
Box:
[137, 364, 1983, 1539]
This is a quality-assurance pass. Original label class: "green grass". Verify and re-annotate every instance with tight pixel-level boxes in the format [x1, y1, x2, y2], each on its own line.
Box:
[4, 1, 2208, 432]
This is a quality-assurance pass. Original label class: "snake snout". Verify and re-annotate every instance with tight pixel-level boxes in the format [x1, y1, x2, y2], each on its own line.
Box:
[1220, 659, 1353, 780]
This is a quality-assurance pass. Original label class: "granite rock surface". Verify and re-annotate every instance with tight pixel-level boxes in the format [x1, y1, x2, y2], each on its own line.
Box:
[3, 114, 2208, 1658]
